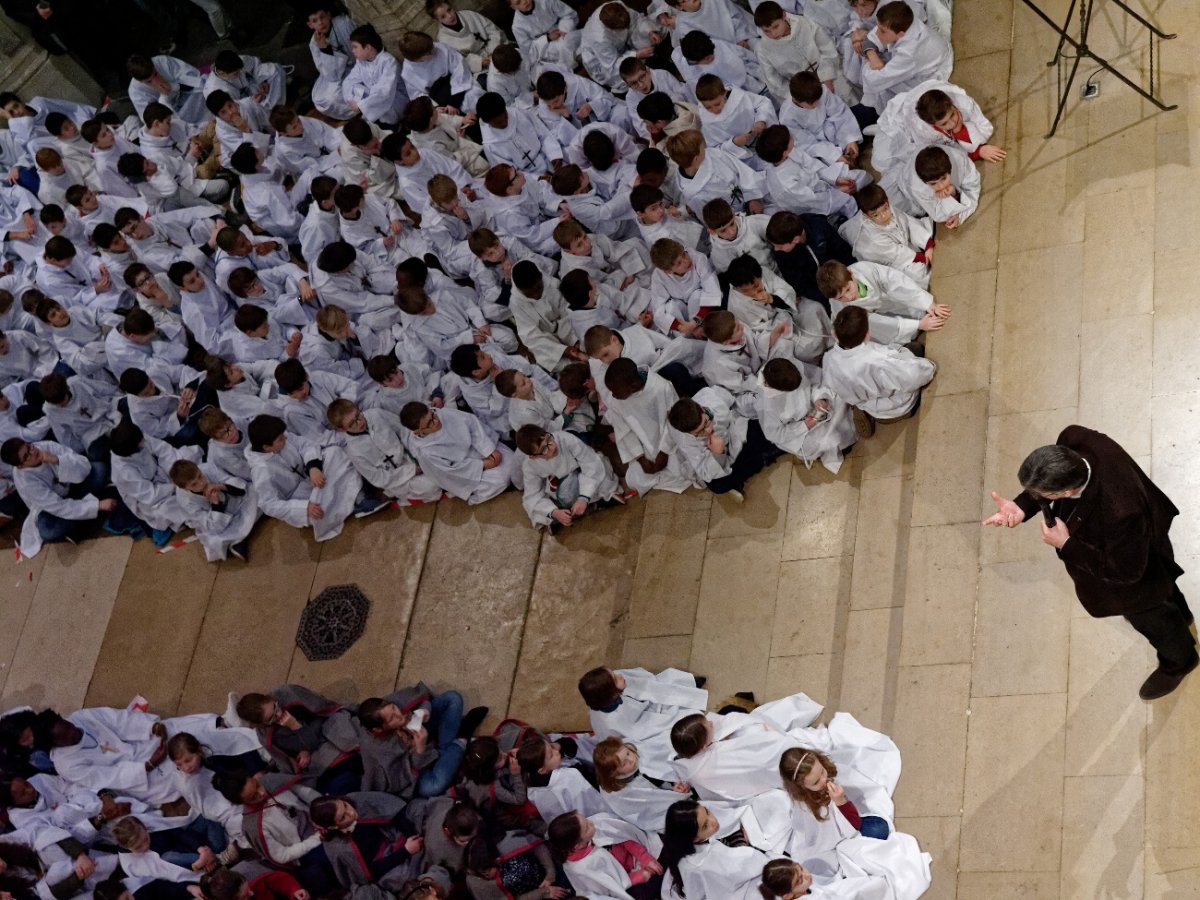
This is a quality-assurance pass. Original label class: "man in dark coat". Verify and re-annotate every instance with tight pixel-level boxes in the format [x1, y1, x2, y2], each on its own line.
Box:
[984, 424, 1197, 700]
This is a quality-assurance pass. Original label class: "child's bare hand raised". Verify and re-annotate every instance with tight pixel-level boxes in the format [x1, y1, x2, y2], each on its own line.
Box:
[978, 144, 1007, 162]
[412, 726, 429, 753]
[826, 781, 846, 805]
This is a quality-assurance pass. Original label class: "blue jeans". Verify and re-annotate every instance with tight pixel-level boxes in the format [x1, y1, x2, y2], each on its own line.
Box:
[36, 461, 110, 543]
[151, 816, 227, 867]
[297, 844, 337, 895]
[415, 690, 464, 797]
[860, 816, 890, 840]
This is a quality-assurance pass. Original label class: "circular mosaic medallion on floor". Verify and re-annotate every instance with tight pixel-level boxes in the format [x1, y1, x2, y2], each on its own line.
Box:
[296, 584, 370, 661]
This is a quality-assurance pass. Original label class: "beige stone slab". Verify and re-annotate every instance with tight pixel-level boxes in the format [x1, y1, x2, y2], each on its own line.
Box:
[911, 391, 989, 527]
[1082, 190, 1154, 322]
[956, 872, 1061, 898]
[1077, 315, 1153, 458]
[991, 245, 1083, 415]
[0, 552, 45, 699]
[705, 457, 789, 538]
[688, 534, 782, 703]
[1010, 0, 1076, 37]
[3, 538, 132, 711]
[960, 693, 1067, 872]
[622, 635, 694, 673]
[899, 524, 980, 667]
[782, 456, 860, 561]
[892, 664, 971, 819]
[1060, 774, 1145, 899]
[1147, 864, 1200, 898]
[854, 417, 919, 481]
[1154, 71, 1200, 136]
[998, 131, 1088, 254]
[952, 49, 1012, 119]
[952, 0, 1012, 59]
[396, 494, 542, 723]
[980, 408, 1080, 565]
[764, 654, 832, 707]
[772, 556, 851, 659]
[508, 502, 644, 731]
[1082, 113, 1157, 197]
[895, 817, 960, 900]
[1065, 616, 1152, 777]
[85, 538, 218, 714]
[627, 510, 708, 639]
[1154, 248, 1197, 317]
[641, 487, 712, 516]
[1155, 131, 1200, 255]
[1150, 391, 1200, 553]
[178, 519, 321, 714]
[1152, 305, 1200, 400]
[930, 189, 1003, 279]
[285, 507, 436, 701]
[1145, 661, 1200, 855]
[924, 268, 997, 398]
[849, 476, 912, 611]
[837, 607, 899, 732]
[972, 557, 1073, 697]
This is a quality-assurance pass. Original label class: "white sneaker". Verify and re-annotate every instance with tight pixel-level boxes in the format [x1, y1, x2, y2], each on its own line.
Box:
[725, 489, 745, 504]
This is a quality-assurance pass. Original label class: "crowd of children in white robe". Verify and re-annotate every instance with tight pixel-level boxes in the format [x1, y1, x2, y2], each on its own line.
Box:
[0, 665, 933, 900]
[0, 0, 1006, 560]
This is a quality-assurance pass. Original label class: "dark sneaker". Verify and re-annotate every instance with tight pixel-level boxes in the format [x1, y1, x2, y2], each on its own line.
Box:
[456, 706, 490, 739]
[353, 495, 391, 518]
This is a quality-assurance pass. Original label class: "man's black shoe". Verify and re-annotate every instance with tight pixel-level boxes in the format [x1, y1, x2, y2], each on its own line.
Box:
[1139, 659, 1199, 701]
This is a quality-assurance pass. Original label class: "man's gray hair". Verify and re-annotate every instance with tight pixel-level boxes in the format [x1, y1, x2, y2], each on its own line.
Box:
[1018, 445, 1089, 495]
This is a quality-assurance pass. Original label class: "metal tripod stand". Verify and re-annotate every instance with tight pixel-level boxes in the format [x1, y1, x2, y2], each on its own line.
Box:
[1018, 0, 1177, 138]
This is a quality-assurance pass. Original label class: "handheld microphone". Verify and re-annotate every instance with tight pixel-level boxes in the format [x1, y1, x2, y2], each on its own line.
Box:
[1037, 498, 1057, 527]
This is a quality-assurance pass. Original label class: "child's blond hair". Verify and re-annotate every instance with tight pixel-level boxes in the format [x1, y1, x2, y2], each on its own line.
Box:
[427, 173, 458, 205]
[111, 816, 148, 849]
[316, 304, 349, 332]
[326, 397, 359, 428]
[664, 130, 704, 169]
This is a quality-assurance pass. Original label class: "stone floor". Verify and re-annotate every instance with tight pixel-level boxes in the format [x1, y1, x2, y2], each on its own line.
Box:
[2, 0, 1199, 896]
